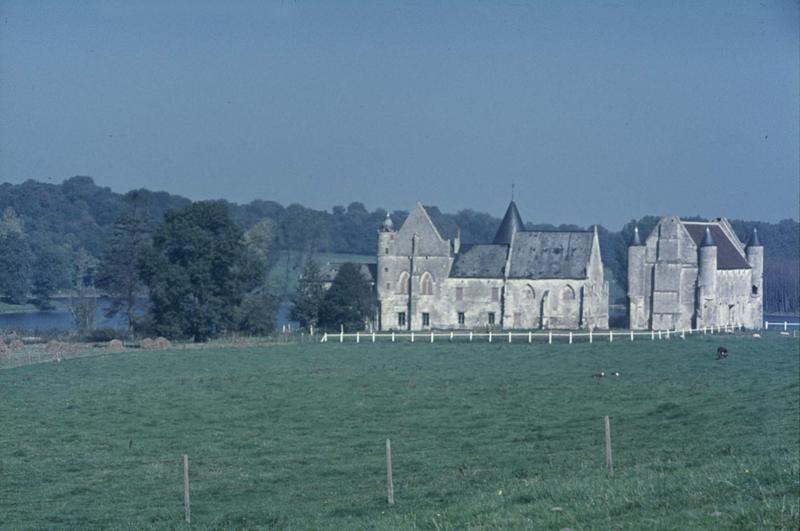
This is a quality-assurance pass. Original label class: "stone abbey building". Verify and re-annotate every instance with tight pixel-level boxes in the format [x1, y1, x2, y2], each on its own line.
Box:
[627, 217, 763, 331]
[376, 201, 609, 331]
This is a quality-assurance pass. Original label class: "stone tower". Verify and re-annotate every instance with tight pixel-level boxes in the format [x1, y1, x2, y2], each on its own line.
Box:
[627, 226, 647, 329]
[696, 227, 717, 328]
[746, 227, 764, 328]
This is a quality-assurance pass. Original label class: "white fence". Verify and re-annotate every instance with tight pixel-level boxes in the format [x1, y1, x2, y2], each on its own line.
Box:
[320, 323, 759, 344]
[765, 320, 800, 331]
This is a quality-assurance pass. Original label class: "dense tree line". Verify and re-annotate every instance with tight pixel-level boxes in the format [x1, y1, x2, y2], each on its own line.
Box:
[0, 177, 797, 334]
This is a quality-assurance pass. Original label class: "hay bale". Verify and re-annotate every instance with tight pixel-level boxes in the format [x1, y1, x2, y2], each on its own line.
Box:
[9, 339, 24, 351]
[108, 339, 124, 350]
[154, 337, 171, 350]
[141, 338, 156, 350]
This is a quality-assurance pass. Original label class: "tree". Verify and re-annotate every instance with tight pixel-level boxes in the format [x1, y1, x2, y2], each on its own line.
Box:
[96, 207, 152, 331]
[318, 263, 373, 332]
[237, 289, 279, 335]
[30, 245, 70, 309]
[67, 247, 98, 334]
[0, 231, 32, 304]
[291, 259, 325, 329]
[137, 201, 263, 341]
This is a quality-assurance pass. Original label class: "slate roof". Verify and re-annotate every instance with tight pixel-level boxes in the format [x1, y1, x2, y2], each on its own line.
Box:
[682, 223, 751, 270]
[450, 244, 508, 278]
[493, 201, 525, 244]
[747, 227, 761, 247]
[508, 231, 593, 279]
[449, 230, 595, 280]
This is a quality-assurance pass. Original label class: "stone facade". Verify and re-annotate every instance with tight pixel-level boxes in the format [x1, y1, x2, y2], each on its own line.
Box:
[376, 202, 609, 331]
[627, 217, 763, 331]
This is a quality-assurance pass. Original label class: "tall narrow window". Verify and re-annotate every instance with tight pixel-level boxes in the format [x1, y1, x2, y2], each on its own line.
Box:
[397, 272, 409, 294]
[488, 312, 496, 325]
[491, 287, 500, 302]
[458, 312, 465, 325]
[561, 285, 575, 300]
[397, 312, 406, 327]
[420, 273, 434, 295]
[422, 312, 430, 327]
[456, 287, 464, 301]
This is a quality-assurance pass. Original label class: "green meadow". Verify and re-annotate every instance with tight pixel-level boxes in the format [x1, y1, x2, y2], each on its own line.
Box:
[1, 333, 798, 530]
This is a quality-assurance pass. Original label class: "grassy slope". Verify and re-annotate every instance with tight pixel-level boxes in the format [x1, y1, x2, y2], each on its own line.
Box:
[0, 334, 798, 530]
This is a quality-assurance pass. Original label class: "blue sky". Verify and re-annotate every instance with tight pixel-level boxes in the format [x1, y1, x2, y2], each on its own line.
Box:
[1, 0, 797, 227]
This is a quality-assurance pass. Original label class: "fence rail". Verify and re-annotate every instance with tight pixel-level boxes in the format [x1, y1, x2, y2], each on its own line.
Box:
[765, 320, 800, 331]
[319, 323, 772, 343]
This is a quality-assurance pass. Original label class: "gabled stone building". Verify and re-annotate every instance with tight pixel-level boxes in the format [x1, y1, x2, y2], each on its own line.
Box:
[376, 201, 609, 331]
[627, 217, 763, 331]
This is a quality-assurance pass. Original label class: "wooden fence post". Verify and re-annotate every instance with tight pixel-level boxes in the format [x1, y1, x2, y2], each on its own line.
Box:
[508, 331, 512, 343]
[430, 331, 434, 343]
[183, 454, 191, 523]
[528, 330, 532, 343]
[391, 331, 395, 342]
[604, 417, 614, 479]
[548, 331, 552, 344]
[630, 330, 634, 341]
[609, 330, 613, 343]
[489, 331, 492, 343]
[589, 328, 593, 344]
[386, 439, 395, 506]
[569, 331, 573, 344]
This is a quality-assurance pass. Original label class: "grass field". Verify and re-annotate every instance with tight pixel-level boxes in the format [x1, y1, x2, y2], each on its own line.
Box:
[1, 333, 798, 530]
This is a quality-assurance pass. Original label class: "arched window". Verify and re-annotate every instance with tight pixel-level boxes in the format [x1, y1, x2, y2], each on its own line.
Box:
[526, 285, 535, 300]
[561, 285, 576, 301]
[397, 272, 409, 294]
[420, 272, 434, 295]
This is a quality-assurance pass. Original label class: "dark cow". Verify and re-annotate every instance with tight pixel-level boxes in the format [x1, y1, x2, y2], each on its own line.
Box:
[716, 346, 729, 360]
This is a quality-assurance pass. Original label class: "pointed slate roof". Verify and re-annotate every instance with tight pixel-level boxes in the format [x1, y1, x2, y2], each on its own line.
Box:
[747, 227, 762, 248]
[701, 226, 716, 247]
[493, 201, 525, 244]
[629, 226, 643, 246]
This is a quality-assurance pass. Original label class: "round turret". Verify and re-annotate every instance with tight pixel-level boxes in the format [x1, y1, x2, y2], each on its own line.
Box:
[696, 227, 718, 327]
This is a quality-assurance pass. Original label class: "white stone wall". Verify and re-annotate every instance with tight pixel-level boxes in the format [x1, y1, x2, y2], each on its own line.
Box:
[628, 217, 763, 330]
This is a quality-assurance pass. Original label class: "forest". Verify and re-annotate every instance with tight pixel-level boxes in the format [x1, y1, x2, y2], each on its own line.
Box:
[0, 176, 797, 332]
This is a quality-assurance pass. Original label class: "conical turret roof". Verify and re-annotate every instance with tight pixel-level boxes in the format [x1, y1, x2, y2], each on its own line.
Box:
[493, 201, 525, 244]
[629, 226, 644, 246]
[701, 226, 716, 247]
[746, 227, 761, 248]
